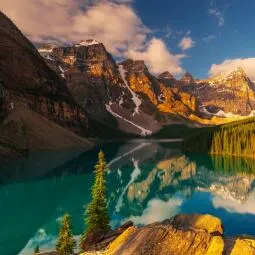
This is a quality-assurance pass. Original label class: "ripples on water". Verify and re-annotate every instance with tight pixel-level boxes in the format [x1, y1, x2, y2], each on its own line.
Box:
[0, 140, 255, 255]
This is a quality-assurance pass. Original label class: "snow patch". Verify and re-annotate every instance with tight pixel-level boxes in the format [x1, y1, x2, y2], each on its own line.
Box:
[75, 39, 100, 47]
[58, 65, 66, 78]
[199, 105, 212, 115]
[158, 93, 164, 102]
[200, 106, 255, 118]
[214, 110, 241, 118]
[119, 96, 124, 106]
[38, 48, 53, 53]
[105, 103, 152, 136]
[119, 64, 142, 115]
[108, 142, 150, 167]
[115, 159, 141, 212]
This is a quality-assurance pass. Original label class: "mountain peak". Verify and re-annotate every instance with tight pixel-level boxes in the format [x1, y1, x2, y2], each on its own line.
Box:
[120, 59, 147, 72]
[181, 72, 194, 83]
[209, 67, 249, 84]
[158, 71, 174, 80]
[75, 39, 101, 47]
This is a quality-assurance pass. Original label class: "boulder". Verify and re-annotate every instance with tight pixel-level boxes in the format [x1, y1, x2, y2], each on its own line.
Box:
[100, 214, 225, 255]
[225, 237, 255, 255]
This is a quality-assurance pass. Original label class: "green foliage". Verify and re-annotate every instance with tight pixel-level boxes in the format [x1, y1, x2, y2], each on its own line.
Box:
[211, 155, 255, 174]
[34, 244, 40, 255]
[56, 214, 76, 255]
[183, 117, 255, 158]
[81, 150, 111, 248]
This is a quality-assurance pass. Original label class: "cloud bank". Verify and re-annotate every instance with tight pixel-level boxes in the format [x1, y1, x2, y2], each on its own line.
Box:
[209, 58, 255, 80]
[0, 0, 185, 75]
[128, 38, 185, 75]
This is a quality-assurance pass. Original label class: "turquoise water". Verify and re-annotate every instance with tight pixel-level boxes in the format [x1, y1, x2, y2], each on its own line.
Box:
[1, 140, 255, 255]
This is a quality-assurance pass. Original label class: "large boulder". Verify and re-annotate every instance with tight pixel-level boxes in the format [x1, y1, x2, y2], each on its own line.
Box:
[107, 214, 224, 255]
[225, 237, 255, 255]
[80, 214, 255, 255]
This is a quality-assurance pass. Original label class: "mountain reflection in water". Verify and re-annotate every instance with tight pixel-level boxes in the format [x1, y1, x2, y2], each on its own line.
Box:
[0, 140, 255, 255]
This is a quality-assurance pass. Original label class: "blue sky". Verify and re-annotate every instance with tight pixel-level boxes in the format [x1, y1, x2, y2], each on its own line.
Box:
[131, 0, 255, 78]
[1, 0, 255, 79]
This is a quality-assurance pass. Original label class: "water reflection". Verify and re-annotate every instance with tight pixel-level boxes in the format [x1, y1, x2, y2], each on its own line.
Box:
[0, 141, 255, 255]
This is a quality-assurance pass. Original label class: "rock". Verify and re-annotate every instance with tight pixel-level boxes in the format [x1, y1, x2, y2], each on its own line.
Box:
[169, 213, 224, 235]
[82, 214, 226, 255]
[158, 71, 175, 81]
[81, 221, 134, 252]
[106, 214, 225, 255]
[225, 237, 255, 255]
[180, 72, 194, 84]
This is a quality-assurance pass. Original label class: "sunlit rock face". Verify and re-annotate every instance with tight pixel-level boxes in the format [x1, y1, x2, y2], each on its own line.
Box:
[39, 42, 203, 135]
[162, 67, 255, 116]
[120, 59, 200, 119]
[38, 38, 255, 134]
[102, 214, 225, 255]
[51, 41, 133, 114]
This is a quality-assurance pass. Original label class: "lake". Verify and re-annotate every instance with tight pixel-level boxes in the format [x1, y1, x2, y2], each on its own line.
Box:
[1, 140, 255, 255]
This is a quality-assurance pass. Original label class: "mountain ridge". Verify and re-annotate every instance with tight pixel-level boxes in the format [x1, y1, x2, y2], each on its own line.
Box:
[0, 10, 93, 154]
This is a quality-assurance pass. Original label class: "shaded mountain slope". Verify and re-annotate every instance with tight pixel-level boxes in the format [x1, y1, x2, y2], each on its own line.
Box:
[0, 103, 93, 151]
[0, 11, 93, 156]
[0, 10, 89, 137]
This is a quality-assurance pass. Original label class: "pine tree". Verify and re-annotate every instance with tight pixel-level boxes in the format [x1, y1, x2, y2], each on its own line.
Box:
[81, 150, 111, 249]
[34, 244, 40, 255]
[56, 214, 76, 255]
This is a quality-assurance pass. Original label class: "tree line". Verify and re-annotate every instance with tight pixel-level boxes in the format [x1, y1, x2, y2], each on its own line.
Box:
[183, 117, 255, 159]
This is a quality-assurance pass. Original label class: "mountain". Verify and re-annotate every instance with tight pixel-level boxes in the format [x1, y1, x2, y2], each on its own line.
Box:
[39, 41, 206, 136]
[0, 11, 92, 152]
[39, 38, 255, 137]
[164, 67, 255, 117]
[180, 72, 194, 84]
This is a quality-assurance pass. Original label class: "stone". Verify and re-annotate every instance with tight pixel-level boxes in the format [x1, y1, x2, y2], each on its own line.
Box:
[169, 213, 224, 235]
[90, 214, 225, 255]
[225, 237, 255, 255]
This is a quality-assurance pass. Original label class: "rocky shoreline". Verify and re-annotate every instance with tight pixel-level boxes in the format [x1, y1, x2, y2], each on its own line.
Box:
[39, 214, 255, 255]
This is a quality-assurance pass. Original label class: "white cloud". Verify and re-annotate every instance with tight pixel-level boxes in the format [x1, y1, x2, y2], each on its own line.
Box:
[0, 0, 185, 75]
[209, 58, 255, 80]
[202, 34, 216, 43]
[212, 193, 255, 214]
[209, 8, 224, 27]
[178, 36, 195, 50]
[124, 197, 183, 225]
[127, 38, 186, 75]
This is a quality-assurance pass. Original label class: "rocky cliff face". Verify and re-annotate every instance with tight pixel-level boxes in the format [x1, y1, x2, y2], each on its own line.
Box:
[0, 11, 89, 138]
[38, 37, 255, 135]
[160, 67, 255, 117]
[40, 42, 202, 136]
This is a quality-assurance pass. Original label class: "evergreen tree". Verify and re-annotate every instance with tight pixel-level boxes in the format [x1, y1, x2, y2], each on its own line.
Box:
[34, 244, 40, 255]
[81, 150, 111, 249]
[183, 116, 255, 159]
[56, 214, 76, 255]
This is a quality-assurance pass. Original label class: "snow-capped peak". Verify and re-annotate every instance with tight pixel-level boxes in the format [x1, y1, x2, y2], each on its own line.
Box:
[75, 39, 100, 47]
[208, 67, 249, 86]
